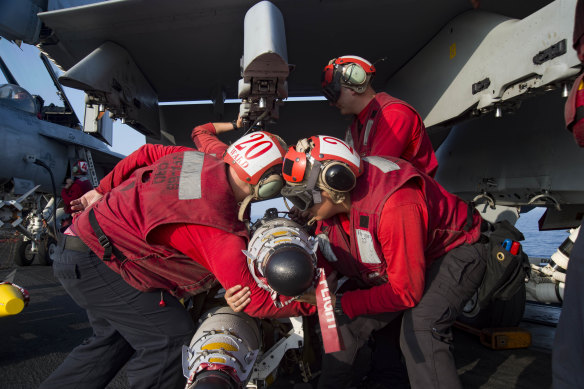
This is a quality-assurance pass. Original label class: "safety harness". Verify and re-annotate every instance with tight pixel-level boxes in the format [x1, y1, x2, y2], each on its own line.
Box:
[88, 209, 126, 262]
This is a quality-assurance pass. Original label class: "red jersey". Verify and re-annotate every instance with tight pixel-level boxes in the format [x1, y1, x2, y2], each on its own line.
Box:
[317, 156, 481, 319]
[345, 92, 438, 177]
[80, 143, 315, 318]
[152, 223, 316, 318]
[96, 144, 191, 194]
[191, 123, 229, 156]
[61, 177, 93, 214]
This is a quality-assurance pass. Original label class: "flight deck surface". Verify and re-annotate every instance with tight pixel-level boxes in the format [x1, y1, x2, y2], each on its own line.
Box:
[0, 262, 555, 389]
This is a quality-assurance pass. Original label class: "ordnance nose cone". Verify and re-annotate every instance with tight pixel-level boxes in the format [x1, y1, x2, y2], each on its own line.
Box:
[264, 244, 315, 297]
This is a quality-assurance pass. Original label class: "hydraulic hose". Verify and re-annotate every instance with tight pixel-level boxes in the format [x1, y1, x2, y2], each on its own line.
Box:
[33, 159, 60, 242]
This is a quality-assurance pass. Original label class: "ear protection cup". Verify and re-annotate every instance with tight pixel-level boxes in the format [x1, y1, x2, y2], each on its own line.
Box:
[256, 174, 284, 199]
[320, 162, 356, 192]
[72, 166, 79, 174]
[342, 63, 367, 86]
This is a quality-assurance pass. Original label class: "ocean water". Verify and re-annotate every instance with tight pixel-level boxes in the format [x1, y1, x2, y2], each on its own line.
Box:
[252, 200, 571, 260]
[515, 207, 572, 258]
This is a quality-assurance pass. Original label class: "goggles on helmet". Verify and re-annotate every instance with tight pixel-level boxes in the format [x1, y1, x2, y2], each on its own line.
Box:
[224, 131, 287, 221]
[73, 160, 88, 175]
[281, 136, 362, 210]
[321, 64, 343, 103]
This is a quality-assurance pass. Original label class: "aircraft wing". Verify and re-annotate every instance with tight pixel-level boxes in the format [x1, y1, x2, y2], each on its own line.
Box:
[5, 0, 584, 225]
[36, 0, 473, 100]
[31, 0, 558, 146]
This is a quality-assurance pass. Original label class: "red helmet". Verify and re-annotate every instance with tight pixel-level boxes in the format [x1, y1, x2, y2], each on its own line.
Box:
[72, 160, 88, 175]
[224, 131, 287, 220]
[281, 136, 362, 211]
[321, 56, 375, 103]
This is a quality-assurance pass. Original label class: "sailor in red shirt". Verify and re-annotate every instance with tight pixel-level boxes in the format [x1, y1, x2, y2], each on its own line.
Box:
[191, 116, 243, 156]
[61, 160, 93, 212]
[279, 136, 488, 389]
[60, 160, 93, 231]
[41, 132, 315, 389]
[321, 55, 438, 177]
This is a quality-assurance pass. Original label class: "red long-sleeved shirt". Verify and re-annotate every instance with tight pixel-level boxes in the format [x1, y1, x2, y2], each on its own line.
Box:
[331, 182, 429, 319]
[152, 223, 315, 318]
[96, 144, 192, 194]
[350, 94, 438, 177]
[93, 143, 315, 318]
[191, 123, 229, 156]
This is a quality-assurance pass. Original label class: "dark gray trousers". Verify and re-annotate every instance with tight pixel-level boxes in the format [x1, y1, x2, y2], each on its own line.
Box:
[318, 242, 487, 389]
[553, 221, 584, 389]
[40, 247, 195, 389]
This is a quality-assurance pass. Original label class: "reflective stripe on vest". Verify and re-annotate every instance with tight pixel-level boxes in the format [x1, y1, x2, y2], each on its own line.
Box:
[363, 156, 401, 173]
[179, 151, 204, 200]
[363, 119, 374, 147]
[355, 229, 381, 264]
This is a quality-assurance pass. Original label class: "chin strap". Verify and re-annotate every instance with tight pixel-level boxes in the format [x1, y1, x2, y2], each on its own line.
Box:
[238, 193, 255, 222]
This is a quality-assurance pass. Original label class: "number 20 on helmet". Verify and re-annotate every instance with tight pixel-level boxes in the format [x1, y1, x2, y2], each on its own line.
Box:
[223, 131, 287, 200]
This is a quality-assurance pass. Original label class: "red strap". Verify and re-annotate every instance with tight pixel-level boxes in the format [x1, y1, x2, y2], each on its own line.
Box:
[316, 269, 345, 353]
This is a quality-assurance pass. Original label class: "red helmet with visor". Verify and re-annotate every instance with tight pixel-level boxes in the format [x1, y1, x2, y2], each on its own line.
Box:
[321, 56, 376, 103]
[281, 136, 362, 211]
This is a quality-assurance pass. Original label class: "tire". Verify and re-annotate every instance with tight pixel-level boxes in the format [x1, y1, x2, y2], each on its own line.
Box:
[458, 284, 527, 328]
[38, 237, 57, 266]
[15, 240, 36, 266]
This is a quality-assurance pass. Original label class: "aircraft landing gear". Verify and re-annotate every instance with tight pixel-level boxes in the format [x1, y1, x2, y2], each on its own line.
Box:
[14, 236, 56, 267]
[15, 239, 36, 266]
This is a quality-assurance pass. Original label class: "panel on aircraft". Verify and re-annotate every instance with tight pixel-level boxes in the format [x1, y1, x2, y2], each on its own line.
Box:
[37, 0, 553, 102]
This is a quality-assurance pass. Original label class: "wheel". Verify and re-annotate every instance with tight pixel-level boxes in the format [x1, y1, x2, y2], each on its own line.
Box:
[38, 237, 57, 266]
[15, 240, 36, 266]
[458, 284, 526, 328]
